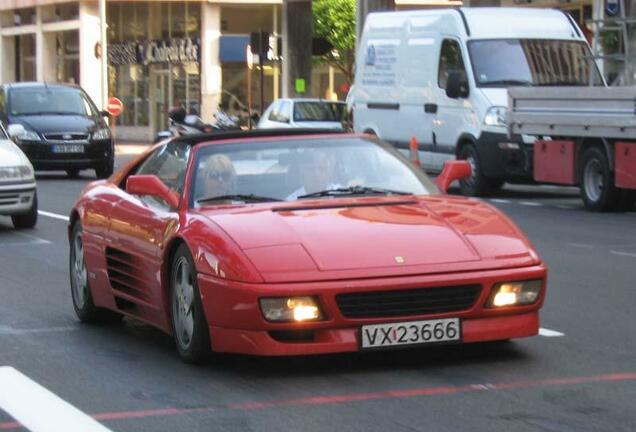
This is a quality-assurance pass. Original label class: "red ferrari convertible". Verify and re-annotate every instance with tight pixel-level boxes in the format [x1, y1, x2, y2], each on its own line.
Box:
[68, 130, 547, 362]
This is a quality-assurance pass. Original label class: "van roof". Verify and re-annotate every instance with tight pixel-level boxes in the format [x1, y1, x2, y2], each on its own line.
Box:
[365, 7, 583, 41]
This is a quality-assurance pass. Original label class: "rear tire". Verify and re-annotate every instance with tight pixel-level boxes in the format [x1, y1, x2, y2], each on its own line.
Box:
[580, 147, 619, 212]
[459, 144, 490, 196]
[11, 193, 38, 229]
[170, 244, 212, 364]
[70, 222, 120, 323]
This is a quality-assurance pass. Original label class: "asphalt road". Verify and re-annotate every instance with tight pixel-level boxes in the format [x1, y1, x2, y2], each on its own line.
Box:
[1, 151, 635, 432]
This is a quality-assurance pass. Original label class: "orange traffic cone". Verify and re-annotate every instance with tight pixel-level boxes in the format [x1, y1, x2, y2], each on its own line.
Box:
[409, 136, 421, 168]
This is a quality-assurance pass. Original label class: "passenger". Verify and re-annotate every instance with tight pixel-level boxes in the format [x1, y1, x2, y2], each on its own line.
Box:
[198, 154, 237, 200]
[287, 149, 341, 200]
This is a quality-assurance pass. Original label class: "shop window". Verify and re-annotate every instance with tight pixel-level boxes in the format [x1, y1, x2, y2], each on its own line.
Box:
[16, 34, 36, 82]
[56, 31, 80, 84]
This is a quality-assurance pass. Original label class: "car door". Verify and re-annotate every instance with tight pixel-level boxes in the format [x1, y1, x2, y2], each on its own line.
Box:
[106, 142, 190, 319]
[431, 38, 474, 171]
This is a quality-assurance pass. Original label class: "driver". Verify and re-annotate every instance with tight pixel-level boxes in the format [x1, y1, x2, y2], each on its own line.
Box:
[198, 154, 237, 200]
[287, 149, 341, 200]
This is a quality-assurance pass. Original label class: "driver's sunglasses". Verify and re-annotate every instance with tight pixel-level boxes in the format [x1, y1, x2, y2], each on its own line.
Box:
[206, 171, 233, 182]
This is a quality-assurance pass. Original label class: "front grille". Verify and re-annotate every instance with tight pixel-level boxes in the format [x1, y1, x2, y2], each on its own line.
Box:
[44, 132, 89, 142]
[0, 191, 20, 206]
[336, 284, 482, 318]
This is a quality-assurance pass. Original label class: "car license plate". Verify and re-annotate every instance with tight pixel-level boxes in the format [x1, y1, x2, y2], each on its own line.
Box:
[52, 144, 84, 153]
[360, 318, 461, 349]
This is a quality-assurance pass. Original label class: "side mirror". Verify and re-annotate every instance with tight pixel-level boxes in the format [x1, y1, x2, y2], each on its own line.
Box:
[126, 175, 180, 209]
[7, 123, 25, 139]
[99, 110, 111, 118]
[435, 160, 471, 193]
[445, 70, 469, 99]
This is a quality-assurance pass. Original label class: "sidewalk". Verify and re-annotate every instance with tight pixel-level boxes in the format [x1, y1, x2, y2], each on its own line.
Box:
[114, 140, 153, 156]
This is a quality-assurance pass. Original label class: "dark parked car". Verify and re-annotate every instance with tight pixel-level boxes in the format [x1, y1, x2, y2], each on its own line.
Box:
[0, 82, 114, 178]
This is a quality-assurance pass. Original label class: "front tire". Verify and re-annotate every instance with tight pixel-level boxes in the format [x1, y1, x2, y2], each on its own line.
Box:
[580, 147, 619, 212]
[12, 193, 38, 229]
[459, 144, 490, 196]
[95, 160, 114, 179]
[66, 168, 80, 178]
[170, 244, 211, 363]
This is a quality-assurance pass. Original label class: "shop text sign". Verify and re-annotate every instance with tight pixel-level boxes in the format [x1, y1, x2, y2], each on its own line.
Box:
[109, 37, 200, 66]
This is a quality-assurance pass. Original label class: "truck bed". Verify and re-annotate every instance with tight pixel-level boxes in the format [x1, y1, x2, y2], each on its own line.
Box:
[507, 86, 636, 140]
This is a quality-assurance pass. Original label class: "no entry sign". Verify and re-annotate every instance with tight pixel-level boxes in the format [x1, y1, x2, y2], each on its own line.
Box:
[107, 97, 123, 117]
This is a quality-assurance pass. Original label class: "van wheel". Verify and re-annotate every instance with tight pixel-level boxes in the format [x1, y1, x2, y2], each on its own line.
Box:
[459, 144, 490, 196]
[580, 147, 619, 212]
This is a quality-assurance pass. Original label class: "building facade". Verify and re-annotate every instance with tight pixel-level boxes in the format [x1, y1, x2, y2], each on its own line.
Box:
[0, 0, 609, 141]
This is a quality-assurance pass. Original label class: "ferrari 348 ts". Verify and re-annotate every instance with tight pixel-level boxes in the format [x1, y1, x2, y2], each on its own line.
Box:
[68, 129, 547, 363]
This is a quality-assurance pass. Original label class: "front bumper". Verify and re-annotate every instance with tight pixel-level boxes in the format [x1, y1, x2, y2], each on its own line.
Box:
[476, 132, 534, 182]
[17, 139, 113, 170]
[199, 264, 547, 356]
[0, 183, 36, 215]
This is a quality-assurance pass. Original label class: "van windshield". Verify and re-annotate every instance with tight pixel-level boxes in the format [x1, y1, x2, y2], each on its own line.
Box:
[468, 39, 603, 87]
[9, 87, 99, 116]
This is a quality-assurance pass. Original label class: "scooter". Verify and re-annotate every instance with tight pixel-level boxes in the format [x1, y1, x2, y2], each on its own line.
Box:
[153, 107, 241, 143]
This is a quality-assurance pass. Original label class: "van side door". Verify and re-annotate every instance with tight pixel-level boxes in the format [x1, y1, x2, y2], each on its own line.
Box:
[432, 38, 474, 170]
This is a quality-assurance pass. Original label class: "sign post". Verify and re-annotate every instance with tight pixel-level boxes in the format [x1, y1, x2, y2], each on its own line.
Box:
[107, 97, 124, 143]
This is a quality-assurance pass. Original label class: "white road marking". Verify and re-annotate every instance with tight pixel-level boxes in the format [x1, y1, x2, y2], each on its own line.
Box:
[490, 199, 511, 204]
[38, 210, 70, 222]
[0, 232, 51, 246]
[520, 201, 543, 207]
[610, 250, 636, 258]
[0, 366, 114, 432]
[539, 328, 565, 337]
[0, 325, 76, 336]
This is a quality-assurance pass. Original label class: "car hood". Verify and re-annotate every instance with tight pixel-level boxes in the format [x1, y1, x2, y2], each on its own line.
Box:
[12, 115, 98, 134]
[200, 196, 539, 282]
[0, 138, 31, 168]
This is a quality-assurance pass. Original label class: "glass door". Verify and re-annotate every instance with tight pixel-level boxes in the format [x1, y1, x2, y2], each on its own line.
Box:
[150, 68, 172, 134]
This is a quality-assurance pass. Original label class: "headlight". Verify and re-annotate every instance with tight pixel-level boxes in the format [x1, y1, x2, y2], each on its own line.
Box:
[259, 296, 323, 322]
[486, 280, 542, 308]
[0, 166, 34, 181]
[15, 130, 41, 142]
[483, 106, 507, 127]
[92, 128, 111, 140]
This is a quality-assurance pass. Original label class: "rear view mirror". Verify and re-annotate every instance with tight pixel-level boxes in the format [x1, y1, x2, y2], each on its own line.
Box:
[446, 70, 469, 99]
[435, 160, 471, 193]
[126, 175, 180, 209]
[7, 124, 25, 139]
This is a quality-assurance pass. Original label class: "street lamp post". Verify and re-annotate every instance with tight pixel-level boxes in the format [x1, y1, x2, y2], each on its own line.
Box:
[99, 0, 108, 111]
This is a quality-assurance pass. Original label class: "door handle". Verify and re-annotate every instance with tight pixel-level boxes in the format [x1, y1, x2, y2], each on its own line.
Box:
[424, 103, 438, 114]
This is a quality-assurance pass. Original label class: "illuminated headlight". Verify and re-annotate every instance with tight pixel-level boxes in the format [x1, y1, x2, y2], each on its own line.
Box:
[15, 130, 41, 142]
[487, 280, 542, 308]
[92, 128, 111, 140]
[0, 166, 34, 181]
[483, 106, 507, 127]
[260, 297, 323, 322]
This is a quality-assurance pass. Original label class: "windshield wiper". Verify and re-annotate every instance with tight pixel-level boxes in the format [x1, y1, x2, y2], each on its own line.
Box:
[480, 79, 534, 87]
[197, 194, 282, 204]
[298, 186, 412, 199]
[16, 111, 79, 116]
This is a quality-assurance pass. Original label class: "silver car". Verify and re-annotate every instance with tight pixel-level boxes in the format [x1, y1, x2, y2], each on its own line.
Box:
[257, 99, 346, 130]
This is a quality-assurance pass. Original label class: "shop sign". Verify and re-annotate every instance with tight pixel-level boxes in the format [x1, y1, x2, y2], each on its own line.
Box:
[109, 37, 200, 66]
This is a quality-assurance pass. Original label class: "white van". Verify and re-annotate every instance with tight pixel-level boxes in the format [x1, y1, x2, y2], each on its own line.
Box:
[350, 7, 603, 195]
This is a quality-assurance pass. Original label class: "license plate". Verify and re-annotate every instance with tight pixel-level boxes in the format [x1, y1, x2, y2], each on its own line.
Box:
[52, 144, 84, 153]
[360, 318, 461, 349]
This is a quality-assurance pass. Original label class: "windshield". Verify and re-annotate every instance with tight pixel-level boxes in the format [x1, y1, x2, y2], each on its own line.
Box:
[468, 39, 603, 87]
[9, 87, 99, 116]
[191, 136, 437, 205]
[293, 102, 346, 122]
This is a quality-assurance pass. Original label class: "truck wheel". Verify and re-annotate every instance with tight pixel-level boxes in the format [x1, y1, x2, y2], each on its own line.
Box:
[12, 193, 38, 229]
[580, 147, 619, 212]
[459, 144, 490, 196]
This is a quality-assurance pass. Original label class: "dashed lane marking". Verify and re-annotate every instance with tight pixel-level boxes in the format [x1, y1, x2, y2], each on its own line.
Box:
[0, 326, 76, 336]
[519, 201, 543, 207]
[37, 211, 70, 222]
[539, 328, 565, 337]
[0, 366, 114, 432]
[489, 199, 511, 204]
[610, 250, 636, 258]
